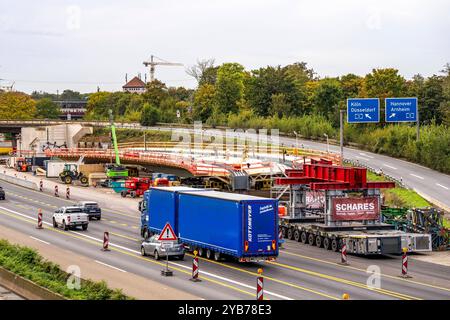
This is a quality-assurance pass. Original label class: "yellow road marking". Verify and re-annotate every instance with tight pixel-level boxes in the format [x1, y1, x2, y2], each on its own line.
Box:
[281, 249, 450, 293]
[187, 253, 339, 300]
[0, 209, 256, 299]
[268, 261, 420, 300]
[110, 232, 139, 241]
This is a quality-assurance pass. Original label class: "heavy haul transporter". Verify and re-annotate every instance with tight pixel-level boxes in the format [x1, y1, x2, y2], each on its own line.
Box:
[274, 160, 432, 255]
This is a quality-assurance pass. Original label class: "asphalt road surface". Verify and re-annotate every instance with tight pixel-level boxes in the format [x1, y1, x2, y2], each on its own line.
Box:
[0, 181, 449, 300]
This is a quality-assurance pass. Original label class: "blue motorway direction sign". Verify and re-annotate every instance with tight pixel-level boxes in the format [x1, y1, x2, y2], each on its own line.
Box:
[347, 98, 380, 123]
[385, 97, 418, 122]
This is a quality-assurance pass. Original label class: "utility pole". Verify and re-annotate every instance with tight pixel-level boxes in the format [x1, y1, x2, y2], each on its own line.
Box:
[144, 131, 147, 151]
[340, 109, 344, 163]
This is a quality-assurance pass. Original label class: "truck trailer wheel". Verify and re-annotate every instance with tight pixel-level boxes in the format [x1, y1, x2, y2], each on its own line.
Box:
[331, 239, 339, 252]
[323, 237, 331, 250]
[142, 228, 149, 239]
[308, 233, 315, 246]
[315, 235, 323, 248]
[214, 252, 221, 261]
[197, 247, 204, 257]
[293, 229, 301, 242]
[206, 249, 212, 260]
[300, 231, 307, 244]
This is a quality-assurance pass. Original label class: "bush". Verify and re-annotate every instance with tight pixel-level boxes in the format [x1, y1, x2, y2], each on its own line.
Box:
[0, 240, 132, 300]
[140, 103, 160, 126]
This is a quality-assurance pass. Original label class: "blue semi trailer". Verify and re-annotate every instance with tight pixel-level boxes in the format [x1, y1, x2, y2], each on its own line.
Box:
[139, 187, 279, 262]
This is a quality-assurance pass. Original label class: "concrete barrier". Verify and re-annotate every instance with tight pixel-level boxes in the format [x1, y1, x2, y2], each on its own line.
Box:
[0, 173, 38, 190]
[0, 267, 66, 300]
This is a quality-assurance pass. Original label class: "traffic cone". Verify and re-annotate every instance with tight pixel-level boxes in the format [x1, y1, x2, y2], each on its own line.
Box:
[54, 185, 59, 197]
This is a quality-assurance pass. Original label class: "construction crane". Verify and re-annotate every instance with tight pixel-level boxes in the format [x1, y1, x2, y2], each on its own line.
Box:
[143, 55, 183, 82]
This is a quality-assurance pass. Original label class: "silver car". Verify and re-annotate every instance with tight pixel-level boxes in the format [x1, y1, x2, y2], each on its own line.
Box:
[140, 235, 185, 260]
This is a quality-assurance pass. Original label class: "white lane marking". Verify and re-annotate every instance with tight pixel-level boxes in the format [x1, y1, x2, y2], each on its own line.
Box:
[436, 183, 449, 190]
[355, 155, 370, 161]
[29, 236, 50, 245]
[0, 206, 293, 300]
[410, 174, 424, 180]
[359, 153, 374, 159]
[95, 260, 127, 273]
[383, 164, 397, 170]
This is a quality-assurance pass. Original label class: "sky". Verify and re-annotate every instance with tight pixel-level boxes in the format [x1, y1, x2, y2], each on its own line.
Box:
[0, 0, 449, 94]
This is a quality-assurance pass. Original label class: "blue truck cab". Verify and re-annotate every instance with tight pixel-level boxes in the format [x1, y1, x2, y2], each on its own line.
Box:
[140, 187, 279, 262]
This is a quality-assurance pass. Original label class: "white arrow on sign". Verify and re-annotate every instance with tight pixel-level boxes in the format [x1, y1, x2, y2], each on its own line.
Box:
[389, 113, 396, 118]
[365, 114, 372, 119]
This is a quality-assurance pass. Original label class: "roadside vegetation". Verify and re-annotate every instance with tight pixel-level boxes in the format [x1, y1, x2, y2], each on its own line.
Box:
[366, 171, 430, 208]
[2, 62, 449, 173]
[0, 240, 132, 300]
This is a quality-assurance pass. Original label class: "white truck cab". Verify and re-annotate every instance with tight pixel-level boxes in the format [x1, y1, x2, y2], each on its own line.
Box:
[52, 206, 89, 231]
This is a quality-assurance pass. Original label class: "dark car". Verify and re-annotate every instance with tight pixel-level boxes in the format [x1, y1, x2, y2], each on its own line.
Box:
[0, 187, 5, 200]
[76, 201, 101, 220]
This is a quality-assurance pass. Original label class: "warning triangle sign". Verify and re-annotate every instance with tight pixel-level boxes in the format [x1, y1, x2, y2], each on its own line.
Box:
[158, 222, 178, 241]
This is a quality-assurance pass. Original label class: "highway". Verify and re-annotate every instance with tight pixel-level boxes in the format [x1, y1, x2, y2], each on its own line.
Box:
[149, 126, 450, 211]
[0, 179, 449, 300]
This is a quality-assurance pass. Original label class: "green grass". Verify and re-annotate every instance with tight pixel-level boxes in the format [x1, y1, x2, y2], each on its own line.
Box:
[0, 240, 132, 300]
[366, 171, 430, 208]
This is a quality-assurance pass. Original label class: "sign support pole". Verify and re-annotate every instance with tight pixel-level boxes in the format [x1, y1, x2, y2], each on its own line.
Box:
[340, 110, 344, 164]
[416, 110, 420, 141]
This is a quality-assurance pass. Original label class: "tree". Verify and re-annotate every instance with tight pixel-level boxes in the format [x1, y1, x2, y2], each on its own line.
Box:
[193, 84, 216, 121]
[314, 78, 343, 122]
[0, 92, 36, 120]
[270, 93, 291, 118]
[245, 66, 299, 117]
[421, 75, 444, 124]
[214, 63, 245, 114]
[364, 68, 407, 99]
[143, 80, 169, 107]
[140, 103, 160, 126]
[59, 89, 83, 100]
[186, 58, 216, 85]
[35, 98, 60, 119]
[340, 73, 364, 98]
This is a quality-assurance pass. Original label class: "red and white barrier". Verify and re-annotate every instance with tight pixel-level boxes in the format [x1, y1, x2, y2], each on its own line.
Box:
[340, 242, 349, 265]
[190, 251, 201, 282]
[39, 180, 43, 192]
[400, 248, 411, 278]
[54, 185, 59, 197]
[102, 231, 110, 251]
[256, 269, 264, 300]
[66, 187, 70, 200]
[36, 209, 43, 229]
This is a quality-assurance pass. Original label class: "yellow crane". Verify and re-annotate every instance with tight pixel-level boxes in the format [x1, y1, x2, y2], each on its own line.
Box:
[143, 55, 183, 82]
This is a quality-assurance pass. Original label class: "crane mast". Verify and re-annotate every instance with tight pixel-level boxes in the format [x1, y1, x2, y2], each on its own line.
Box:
[143, 55, 183, 82]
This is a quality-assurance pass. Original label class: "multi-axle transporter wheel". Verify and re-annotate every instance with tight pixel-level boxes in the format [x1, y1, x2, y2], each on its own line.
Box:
[315, 235, 323, 248]
[287, 228, 294, 240]
[323, 237, 331, 250]
[300, 231, 307, 244]
[308, 233, 315, 246]
[293, 229, 301, 242]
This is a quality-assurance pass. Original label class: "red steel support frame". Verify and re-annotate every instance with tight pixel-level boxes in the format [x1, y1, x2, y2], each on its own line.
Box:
[276, 163, 395, 190]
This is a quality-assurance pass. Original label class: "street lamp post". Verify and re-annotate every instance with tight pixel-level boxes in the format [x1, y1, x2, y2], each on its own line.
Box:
[324, 133, 329, 154]
[293, 131, 299, 150]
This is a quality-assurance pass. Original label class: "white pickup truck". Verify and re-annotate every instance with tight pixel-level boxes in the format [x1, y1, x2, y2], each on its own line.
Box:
[52, 206, 89, 231]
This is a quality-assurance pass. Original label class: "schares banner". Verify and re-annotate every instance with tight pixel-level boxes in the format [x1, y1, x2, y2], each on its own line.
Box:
[331, 197, 380, 221]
